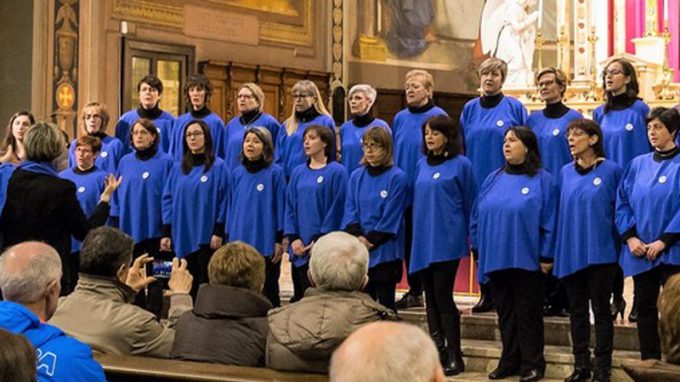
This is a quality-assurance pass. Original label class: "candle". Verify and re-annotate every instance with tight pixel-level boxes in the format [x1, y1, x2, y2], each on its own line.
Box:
[664, 0, 669, 22]
[538, 0, 543, 29]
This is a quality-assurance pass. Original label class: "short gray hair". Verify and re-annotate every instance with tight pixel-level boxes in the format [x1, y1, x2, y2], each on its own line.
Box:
[309, 232, 368, 291]
[330, 322, 441, 382]
[348, 84, 378, 107]
[24, 122, 65, 162]
[0, 244, 62, 303]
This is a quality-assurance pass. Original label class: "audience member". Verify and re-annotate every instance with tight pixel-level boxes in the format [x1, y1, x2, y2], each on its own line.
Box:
[266, 231, 396, 373]
[0, 241, 106, 381]
[172, 241, 272, 366]
[329, 321, 445, 382]
[49, 227, 193, 358]
[0, 328, 36, 382]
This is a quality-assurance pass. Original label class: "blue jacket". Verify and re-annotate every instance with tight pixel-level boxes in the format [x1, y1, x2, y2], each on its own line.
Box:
[0, 301, 106, 382]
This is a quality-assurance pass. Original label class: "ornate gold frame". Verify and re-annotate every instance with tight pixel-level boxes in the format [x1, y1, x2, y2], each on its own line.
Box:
[112, 0, 313, 46]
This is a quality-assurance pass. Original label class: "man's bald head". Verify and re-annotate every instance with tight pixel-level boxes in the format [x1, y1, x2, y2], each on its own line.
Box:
[330, 322, 445, 382]
[0, 242, 62, 303]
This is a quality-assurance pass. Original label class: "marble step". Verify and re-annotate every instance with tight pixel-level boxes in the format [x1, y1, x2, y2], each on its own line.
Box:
[446, 371, 563, 382]
[458, 338, 637, 381]
[399, 307, 640, 351]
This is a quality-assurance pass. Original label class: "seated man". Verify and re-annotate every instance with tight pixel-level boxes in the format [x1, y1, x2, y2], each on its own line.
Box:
[0, 241, 106, 381]
[330, 321, 445, 382]
[266, 231, 396, 373]
[171, 241, 272, 366]
[660, 273, 680, 364]
[49, 226, 193, 358]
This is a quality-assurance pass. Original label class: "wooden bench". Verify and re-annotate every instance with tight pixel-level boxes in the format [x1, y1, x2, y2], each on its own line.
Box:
[94, 353, 328, 382]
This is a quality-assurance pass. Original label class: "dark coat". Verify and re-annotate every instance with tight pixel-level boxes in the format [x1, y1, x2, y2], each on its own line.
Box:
[171, 284, 272, 366]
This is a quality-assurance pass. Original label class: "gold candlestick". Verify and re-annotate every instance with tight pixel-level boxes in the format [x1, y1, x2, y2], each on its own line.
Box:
[658, 27, 674, 100]
[584, 27, 600, 101]
[535, 31, 545, 72]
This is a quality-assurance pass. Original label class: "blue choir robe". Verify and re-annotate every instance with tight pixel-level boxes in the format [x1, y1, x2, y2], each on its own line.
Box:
[170, 112, 225, 162]
[616, 153, 680, 277]
[593, 100, 651, 169]
[162, 158, 229, 258]
[392, 106, 448, 202]
[0, 163, 16, 218]
[410, 156, 477, 274]
[339, 118, 391, 174]
[115, 109, 176, 154]
[342, 166, 407, 268]
[111, 150, 173, 243]
[554, 160, 623, 278]
[460, 96, 527, 188]
[227, 164, 286, 257]
[526, 109, 583, 176]
[277, 115, 336, 178]
[284, 162, 348, 268]
[68, 136, 124, 175]
[471, 169, 558, 279]
[59, 166, 107, 252]
[223, 113, 282, 171]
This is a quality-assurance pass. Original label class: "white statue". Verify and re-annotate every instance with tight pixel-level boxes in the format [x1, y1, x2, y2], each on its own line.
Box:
[481, 0, 539, 88]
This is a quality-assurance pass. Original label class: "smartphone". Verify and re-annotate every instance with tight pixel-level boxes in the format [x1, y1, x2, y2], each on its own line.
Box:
[152, 260, 173, 279]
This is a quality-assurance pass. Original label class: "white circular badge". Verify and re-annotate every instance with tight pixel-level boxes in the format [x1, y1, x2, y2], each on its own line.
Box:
[379, 190, 388, 199]
[317, 176, 324, 184]
[552, 128, 560, 137]
[521, 187, 530, 195]
[142, 171, 149, 180]
[156, 127, 161, 133]
[433, 172, 441, 179]
[256, 183, 264, 192]
[78, 186, 85, 193]
[496, 120, 504, 127]
[625, 123, 634, 132]
[200, 175, 208, 183]
[100, 151, 108, 158]
[593, 177, 602, 186]
[659, 175, 668, 184]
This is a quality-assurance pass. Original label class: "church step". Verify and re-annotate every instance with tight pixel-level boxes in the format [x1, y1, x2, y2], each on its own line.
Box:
[446, 371, 563, 382]
[456, 338, 637, 381]
[399, 307, 640, 352]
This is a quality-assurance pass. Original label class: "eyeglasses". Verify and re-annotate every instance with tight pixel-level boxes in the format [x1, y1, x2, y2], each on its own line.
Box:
[362, 142, 383, 150]
[604, 68, 624, 76]
[185, 132, 204, 138]
[292, 93, 312, 99]
[84, 114, 102, 120]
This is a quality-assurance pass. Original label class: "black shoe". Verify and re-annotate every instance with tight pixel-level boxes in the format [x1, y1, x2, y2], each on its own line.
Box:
[442, 352, 465, 376]
[472, 290, 494, 313]
[611, 298, 626, 321]
[592, 368, 611, 382]
[520, 369, 544, 382]
[628, 300, 638, 323]
[395, 292, 424, 309]
[488, 366, 519, 380]
[564, 367, 591, 382]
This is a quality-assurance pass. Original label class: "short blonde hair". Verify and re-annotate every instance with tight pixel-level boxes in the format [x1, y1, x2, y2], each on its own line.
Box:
[405, 69, 434, 98]
[239, 83, 265, 112]
[360, 126, 394, 167]
[535, 67, 568, 97]
[479, 57, 508, 83]
[208, 242, 265, 293]
[80, 101, 110, 134]
[660, 273, 680, 364]
[24, 122, 65, 162]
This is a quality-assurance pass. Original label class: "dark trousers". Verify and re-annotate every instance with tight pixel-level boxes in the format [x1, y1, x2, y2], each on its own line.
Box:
[186, 244, 213, 301]
[564, 263, 617, 370]
[421, 260, 461, 355]
[403, 207, 422, 295]
[633, 264, 680, 360]
[366, 260, 402, 310]
[489, 269, 546, 374]
[544, 269, 568, 310]
[613, 266, 625, 301]
[263, 256, 281, 307]
[62, 251, 80, 296]
[132, 238, 169, 319]
[290, 263, 311, 303]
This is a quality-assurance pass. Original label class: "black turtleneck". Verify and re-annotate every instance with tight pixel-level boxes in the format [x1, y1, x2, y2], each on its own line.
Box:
[190, 152, 206, 167]
[480, 93, 504, 109]
[426, 151, 452, 166]
[242, 156, 268, 173]
[135, 145, 157, 161]
[89, 131, 108, 140]
[653, 146, 680, 162]
[190, 106, 211, 119]
[607, 93, 636, 111]
[574, 158, 604, 175]
[352, 113, 375, 127]
[295, 107, 320, 123]
[240, 109, 261, 125]
[408, 99, 435, 114]
[74, 165, 97, 174]
[543, 102, 570, 119]
[505, 162, 531, 175]
[367, 164, 391, 177]
[138, 103, 162, 120]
